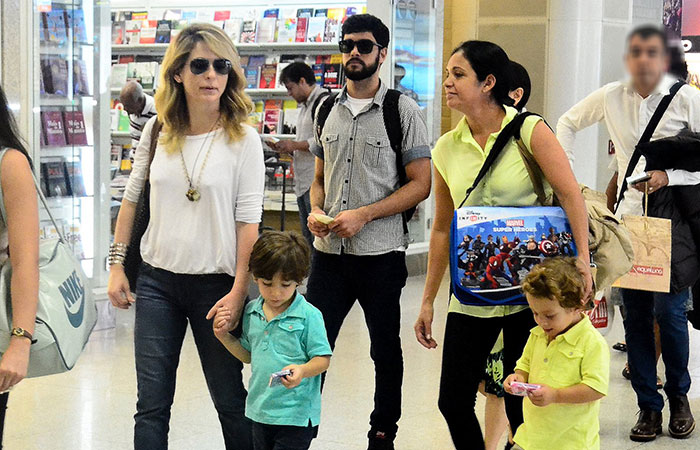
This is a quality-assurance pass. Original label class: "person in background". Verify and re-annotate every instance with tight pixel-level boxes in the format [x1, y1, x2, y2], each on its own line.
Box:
[0, 85, 39, 448]
[557, 25, 700, 442]
[306, 14, 432, 450]
[504, 258, 609, 450]
[108, 24, 264, 450]
[415, 40, 591, 450]
[478, 59, 533, 450]
[269, 62, 329, 248]
[120, 80, 157, 159]
[213, 231, 332, 450]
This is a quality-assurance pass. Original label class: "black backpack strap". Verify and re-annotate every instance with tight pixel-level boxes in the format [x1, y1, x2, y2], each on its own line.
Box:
[314, 92, 338, 145]
[382, 89, 412, 232]
[458, 112, 538, 209]
[615, 80, 685, 214]
[310, 89, 331, 122]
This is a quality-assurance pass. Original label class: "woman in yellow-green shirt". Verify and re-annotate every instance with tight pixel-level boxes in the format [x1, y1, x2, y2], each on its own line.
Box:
[413, 41, 592, 449]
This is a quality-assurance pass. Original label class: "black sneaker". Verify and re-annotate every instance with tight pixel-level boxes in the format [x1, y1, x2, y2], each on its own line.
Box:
[368, 430, 395, 450]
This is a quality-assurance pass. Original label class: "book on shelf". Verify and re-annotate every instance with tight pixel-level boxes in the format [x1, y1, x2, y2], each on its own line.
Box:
[131, 11, 148, 21]
[245, 67, 259, 89]
[111, 64, 128, 89]
[44, 10, 68, 46]
[182, 10, 197, 21]
[171, 20, 188, 40]
[282, 100, 299, 135]
[112, 21, 125, 44]
[139, 20, 158, 44]
[307, 17, 326, 43]
[295, 17, 308, 42]
[258, 18, 278, 44]
[65, 9, 88, 43]
[264, 8, 280, 18]
[324, 19, 340, 43]
[250, 101, 264, 133]
[39, 165, 51, 198]
[330, 53, 343, 64]
[163, 9, 182, 21]
[41, 57, 69, 97]
[259, 64, 277, 89]
[124, 20, 142, 45]
[44, 160, 71, 197]
[118, 55, 135, 64]
[155, 20, 172, 44]
[136, 62, 159, 90]
[223, 18, 243, 44]
[213, 10, 231, 22]
[114, 11, 132, 21]
[323, 64, 342, 89]
[195, 10, 214, 24]
[73, 60, 91, 96]
[314, 9, 329, 17]
[277, 18, 297, 43]
[41, 111, 67, 147]
[345, 7, 360, 18]
[239, 55, 250, 67]
[65, 161, 87, 197]
[275, 62, 290, 88]
[248, 55, 266, 68]
[312, 64, 325, 86]
[63, 111, 88, 146]
[263, 109, 281, 135]
[297, 8, 314, 18]
[110, 144, 123, 170]
[264, 100, 283, 110]
[328, 8, 345, 20]
[240, 20, 257, 43]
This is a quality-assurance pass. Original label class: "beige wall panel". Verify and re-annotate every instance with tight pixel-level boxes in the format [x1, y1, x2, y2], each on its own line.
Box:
[478, 0, 546, 17]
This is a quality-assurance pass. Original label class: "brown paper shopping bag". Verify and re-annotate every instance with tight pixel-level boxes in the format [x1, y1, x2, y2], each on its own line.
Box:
[612, 212, 671, 293]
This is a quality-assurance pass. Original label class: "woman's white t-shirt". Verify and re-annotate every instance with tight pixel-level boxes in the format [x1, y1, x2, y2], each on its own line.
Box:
[124, 117, 265, 276]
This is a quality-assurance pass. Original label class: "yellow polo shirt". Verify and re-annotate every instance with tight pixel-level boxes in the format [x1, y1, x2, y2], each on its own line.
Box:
[432, 106, 551, 318]
[513, 315, 610, 450]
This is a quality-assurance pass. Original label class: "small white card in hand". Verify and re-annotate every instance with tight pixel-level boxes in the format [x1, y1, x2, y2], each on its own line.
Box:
[269, 369, 292, 387]
[312, 213, 334, 225]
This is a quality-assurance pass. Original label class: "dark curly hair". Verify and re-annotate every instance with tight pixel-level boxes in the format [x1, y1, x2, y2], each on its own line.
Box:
[249, 231, 311, 284]
[341, 14, 390, 48]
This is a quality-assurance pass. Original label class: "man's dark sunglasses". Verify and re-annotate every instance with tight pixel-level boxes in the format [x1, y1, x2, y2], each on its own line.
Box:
[189, 58, 233, 75]
[338, 39, 384, 54]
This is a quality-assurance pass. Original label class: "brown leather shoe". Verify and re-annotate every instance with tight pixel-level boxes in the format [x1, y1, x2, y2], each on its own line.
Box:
[630, 410, 663, 442]
[669, 396, 696, 439]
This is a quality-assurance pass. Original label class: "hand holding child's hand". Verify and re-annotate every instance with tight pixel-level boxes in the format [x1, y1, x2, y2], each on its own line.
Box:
[280, 365, 304, 389]
[503, 373, 525, 395]
[527, 384, 558, 407]
[213, 307, 232, 341]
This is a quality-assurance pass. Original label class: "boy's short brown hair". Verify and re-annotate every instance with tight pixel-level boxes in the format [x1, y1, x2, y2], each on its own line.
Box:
[521, 257, 584, 309]
[249, 231, 311, 283]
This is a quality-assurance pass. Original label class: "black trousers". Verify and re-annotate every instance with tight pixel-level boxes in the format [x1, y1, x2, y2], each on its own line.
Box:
[252, 422, 317, 450]
[306, 251, 407, 438]
[0, 392, 7, 448]
[438, 310, 535, 450]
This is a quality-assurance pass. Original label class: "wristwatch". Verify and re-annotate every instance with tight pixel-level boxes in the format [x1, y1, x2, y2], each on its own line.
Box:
[10, 327, 36, 344]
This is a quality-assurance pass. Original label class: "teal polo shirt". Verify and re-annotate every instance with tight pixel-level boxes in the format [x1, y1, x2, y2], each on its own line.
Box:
[240, 293, 332, 427]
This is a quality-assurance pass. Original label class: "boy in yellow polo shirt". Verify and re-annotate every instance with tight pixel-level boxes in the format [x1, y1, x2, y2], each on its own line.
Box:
[504, 257, 609, 450]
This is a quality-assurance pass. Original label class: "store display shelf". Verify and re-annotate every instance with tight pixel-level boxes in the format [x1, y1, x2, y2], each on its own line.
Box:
[45, 195, 93, 208]
[112, 42, 340, 55]
[247, 88, 340, 97]
[111, 130, 131, 138]
[261, 134, 296, 140]
[40, 43, 93, 55]
[40, 146, 93, 158]
[40, 96, 92, 107]
[110, 87, 154, 95]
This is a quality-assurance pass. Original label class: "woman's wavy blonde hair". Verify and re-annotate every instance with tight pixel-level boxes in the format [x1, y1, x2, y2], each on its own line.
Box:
[155, 23, 253, 152]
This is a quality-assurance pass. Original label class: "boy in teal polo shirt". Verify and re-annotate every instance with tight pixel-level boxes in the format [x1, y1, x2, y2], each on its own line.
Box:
[213, 231, 332, 450]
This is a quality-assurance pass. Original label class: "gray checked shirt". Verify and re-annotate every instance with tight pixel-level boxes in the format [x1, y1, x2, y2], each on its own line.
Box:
[293, 85, 325, 197]
[310, 81, 431, 256]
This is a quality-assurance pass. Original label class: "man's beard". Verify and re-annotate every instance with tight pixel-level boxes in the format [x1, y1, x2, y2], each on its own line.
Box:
[344, 54, 381, 81]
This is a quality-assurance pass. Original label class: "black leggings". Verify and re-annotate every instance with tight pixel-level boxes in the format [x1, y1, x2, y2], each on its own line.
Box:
[438, 310, 535, 450]
[0, 392, 8, 448]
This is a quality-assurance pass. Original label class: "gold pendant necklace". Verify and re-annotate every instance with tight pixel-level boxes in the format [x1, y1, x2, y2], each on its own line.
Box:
[180, 117, 219, 202]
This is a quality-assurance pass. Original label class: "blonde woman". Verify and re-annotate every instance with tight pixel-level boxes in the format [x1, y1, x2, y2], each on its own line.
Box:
[107, 24, 264, 450]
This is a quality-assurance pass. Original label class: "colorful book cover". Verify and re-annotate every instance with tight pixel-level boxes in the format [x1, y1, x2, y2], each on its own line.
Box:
[263, 109, 281, 134]
[275, 62, 290, 88]
[45, 161, 71, 197]
[223, 18, 243, 43]
[277, 18, 297, 43]
[240, 20, 257, 43]
[295, 18, 308, 42]
[163, 9, 182, 20]
[63, 111, 88, 146]
[124, 20, 142, 45]
[213, 10, 231, 21]
[323, 19, 340, 43]
[345, 7, 359, 18]
[42, 111, 67, 146]
[297, 8, 314, 18]
[47, 58, 69, 96]
[330, 53, 343, 64]
[314, 9, 329, 17]
[45, 10, 68, 45]
[248, 55, 266, 68]
[182, 10, 197, 21]
[65, 9, 88, 43]
[328, 8, 345, 20]
[307, 18, 326, 43]
[323, 63, 342, 89]
[245, 67, 259, 89]
[264, 8, 280, 18]
[250, 101, 264, 132]
[131, 11, 148, 21]
[112, 21, 125, 44]
[139, 20, 158, 44]
[312, 64, 325, 85]
[66, 161, 87, 196]
[258, 18, 277, 43]
[264, 100, 283, 110]
[259, 64, 277, 89]
[73, 60, 91, 96]
[282, 101, 299, 135]
[155, 20, 172, 43]
[118, 54, 135, 64]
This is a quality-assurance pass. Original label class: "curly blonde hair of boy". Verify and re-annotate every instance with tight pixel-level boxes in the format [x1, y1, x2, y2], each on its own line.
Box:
[521, 257, 584, 309]
[249, 231, 311, 284]
[154, 23, 253, 153]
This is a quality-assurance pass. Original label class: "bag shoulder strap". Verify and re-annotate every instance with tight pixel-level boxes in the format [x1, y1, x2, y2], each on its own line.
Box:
[614, 80, 685, 213]
[314, 92, 339, 144]
[516, 138, 549, 205]
[458, 111, 539, 208]
[145, 118, 162, 181]
[310, 89, 331, 122]
[382, 89, 412, 232]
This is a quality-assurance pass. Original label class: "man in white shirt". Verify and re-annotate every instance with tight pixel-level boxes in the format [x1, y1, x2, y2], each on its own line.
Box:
[120, 81, 157, 153]
[557, 26, 700, 442]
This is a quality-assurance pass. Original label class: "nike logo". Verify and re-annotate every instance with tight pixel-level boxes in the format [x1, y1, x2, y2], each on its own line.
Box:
[58, 271, 85, 328]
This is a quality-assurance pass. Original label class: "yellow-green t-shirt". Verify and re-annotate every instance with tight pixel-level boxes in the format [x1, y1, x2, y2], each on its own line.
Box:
[513, 315, 610, 450]
[432, 106, 551, 318]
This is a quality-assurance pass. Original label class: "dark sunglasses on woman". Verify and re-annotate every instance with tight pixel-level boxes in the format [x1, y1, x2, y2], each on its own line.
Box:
[189, 58, 233, 75]
[338, 39, 384, 54]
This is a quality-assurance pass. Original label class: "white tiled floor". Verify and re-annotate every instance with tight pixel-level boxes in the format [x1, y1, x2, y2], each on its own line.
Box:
[5, 276, 700, 449]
